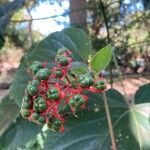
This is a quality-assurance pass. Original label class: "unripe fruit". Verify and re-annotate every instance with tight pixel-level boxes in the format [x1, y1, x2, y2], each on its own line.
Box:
[76, 99, 85, 107]
[95, 80, 106, 90]
[22, 95, 31, 103]
[30, 61, 43, 74]
[33, 96, 47, 112]
[73, 94, 82, 101]
[47, 88, 60, 101]
[22, 102, 31, 109]
[57, 56, 69, 66]
[39, 103, 47, 111]
[31, 79, 40, 86]
[38, 116, 46, 123]
[26, 84, 38, 96]
[69, 99, 76, 107]
[21, 109, 31, 118]
[55, 69, 63, 78]
[79, 74, 94, 88]
[36, 68, 50, 80]
[32, 112, 40, 120]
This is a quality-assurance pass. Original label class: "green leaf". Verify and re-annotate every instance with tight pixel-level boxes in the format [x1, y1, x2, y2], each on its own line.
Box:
[134, 84, 150, 104]
[10, 27, 92, 107]
[130, 103, 150, 149]
[90, 44, 112, 73]
[0, 95, 19, 134]
[43, 89, 141, 150]
[0, 117, 42, 150]
[70, 62, 88, 75]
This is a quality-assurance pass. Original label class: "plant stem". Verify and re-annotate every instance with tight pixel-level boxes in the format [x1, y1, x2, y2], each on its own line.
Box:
[66, 75, 71, 84]
[112, 48, 128, 103]
[102, 92, 117, 150]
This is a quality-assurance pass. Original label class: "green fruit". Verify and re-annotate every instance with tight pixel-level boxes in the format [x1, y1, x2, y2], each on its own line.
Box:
[54, 119, 61, 126]
[95, 80, 105, 90]
[36, 68, 50, 80]
[30, 61, 43, 74]
[69, 99, 76, 106]
[73, 94, 82, 101]
[33, 103, 39, 112]
[38, 116, 46, 123]
[39, 103, 47, 111]
[47, 88, 60, 100]
[21, 109, 30, 118]
[57, 56, 69, 66]
[33, 96, 47, 112]
[22, 95, 31, 102]
[22, 102, 31, 109]
[79, 74, 94, 88]
[38, 97, 45, 104]
[76, 99, 85, 107]
[56, 70, 63, 78]
[31, 79, 40, 86]
[26, 84, 38, 96]
[32, 112, 40, 120]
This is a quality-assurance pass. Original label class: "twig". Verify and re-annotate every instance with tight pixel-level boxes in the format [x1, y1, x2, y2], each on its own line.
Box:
[102, 92, 117, 150]
[112, 47, 128, 103]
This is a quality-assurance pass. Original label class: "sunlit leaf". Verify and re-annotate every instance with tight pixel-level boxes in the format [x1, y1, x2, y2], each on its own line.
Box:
[90, 44, 112, 73]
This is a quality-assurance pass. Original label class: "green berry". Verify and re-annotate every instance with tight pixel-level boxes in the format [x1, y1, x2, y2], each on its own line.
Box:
[73, 94, 82, 101]
[95, 80, 106, 90]
[54, 119, 61, 126]
[36, 68, 50, 80]
[26, 84, 38, 96]
[39, 103, 47, 111]
[56, 69, 63, 78]
[79, 74, 94, 87]
[47, 88, 60, 100]
[32, 112, 40, 120]
[31, 79, 40, 86]
[33, 96, 47, 112]
[30, 61, 43, 74]
[22, 102, 31, 109]
[38, 116, 46, 123]
[38, 97, 45, 104]
[21, 109, 30, 118]
[57, 56, 69, 66]
[33, 103, 39, 112]
[22, 95, 31, 102]
[76, 99, 85, 107]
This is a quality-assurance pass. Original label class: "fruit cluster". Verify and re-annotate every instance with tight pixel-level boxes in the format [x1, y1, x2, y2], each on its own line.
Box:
[20, 48, 106, 132]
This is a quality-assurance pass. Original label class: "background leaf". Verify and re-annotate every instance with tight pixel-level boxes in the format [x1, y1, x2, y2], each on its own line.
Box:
[9, 27, 92, 107]
[134, 83, 150, 104]
[130, 103, 150, 149]
[0, 117, 42, 150]
[90, 44, 112, 73]
[0, 95, 19, 135]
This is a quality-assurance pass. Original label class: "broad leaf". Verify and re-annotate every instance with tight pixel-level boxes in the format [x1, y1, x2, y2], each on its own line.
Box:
[10, 27, 92, 107]
[0, 95, 19, 133]
[70, 62, 89, 75]
[134, 84, 150, 104]
[130, 103, 150, 149]
[43, 89, 141, 150]
[0, 117, 42, 150]
[90, 44, 112, 73]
